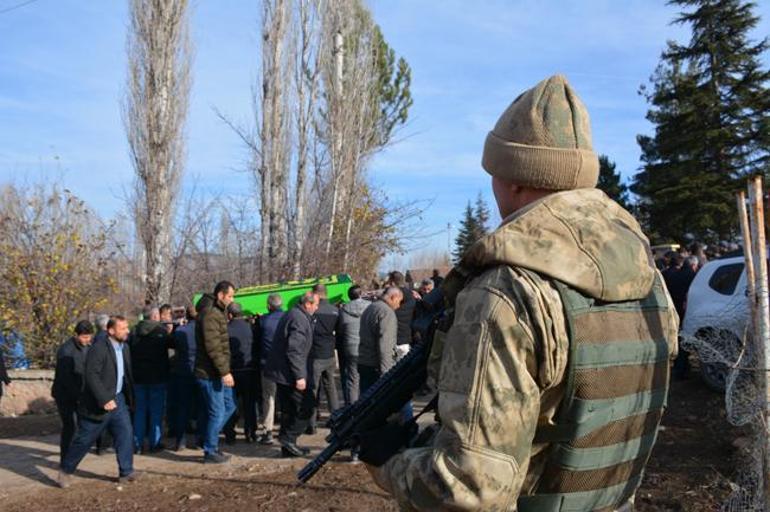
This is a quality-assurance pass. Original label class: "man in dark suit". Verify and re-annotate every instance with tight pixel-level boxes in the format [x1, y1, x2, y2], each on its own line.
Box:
[51, 320, 94, 466]
[263, 291, 319, 457]
[307, 284, 340, 434]
[223, 302, 259, 444]
[58, 316, 138, 488]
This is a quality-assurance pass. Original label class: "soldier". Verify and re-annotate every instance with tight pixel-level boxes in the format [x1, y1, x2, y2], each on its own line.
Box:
[362, 75, 679, 511]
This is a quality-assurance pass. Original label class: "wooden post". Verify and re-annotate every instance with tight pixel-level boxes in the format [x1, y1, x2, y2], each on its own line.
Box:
[737, 190, 756, 305]
[747, 176, 770, 508]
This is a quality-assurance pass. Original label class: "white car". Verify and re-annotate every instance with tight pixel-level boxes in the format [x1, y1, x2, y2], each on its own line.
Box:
[681, 255, 749, 390]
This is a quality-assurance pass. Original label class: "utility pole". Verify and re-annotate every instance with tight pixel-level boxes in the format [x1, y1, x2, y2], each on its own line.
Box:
[446, 222, 452, 263]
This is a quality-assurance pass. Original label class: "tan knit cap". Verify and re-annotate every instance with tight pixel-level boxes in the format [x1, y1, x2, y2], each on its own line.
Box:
[482, 74, 599, 190]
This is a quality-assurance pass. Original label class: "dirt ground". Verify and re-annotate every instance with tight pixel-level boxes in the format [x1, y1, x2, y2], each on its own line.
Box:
[0, 370, 746, 511]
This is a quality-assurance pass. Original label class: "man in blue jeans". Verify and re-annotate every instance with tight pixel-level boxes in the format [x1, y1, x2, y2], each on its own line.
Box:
[129, 306, 173, 453]
[58, 316, 139, 488]
[194, 281, 237, 463]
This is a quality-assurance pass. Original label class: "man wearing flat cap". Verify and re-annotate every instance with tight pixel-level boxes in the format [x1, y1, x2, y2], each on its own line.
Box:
[363, 75, 679, 511]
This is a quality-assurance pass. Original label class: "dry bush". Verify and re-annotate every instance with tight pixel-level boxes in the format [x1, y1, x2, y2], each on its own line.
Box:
[0, 184, 116, 367]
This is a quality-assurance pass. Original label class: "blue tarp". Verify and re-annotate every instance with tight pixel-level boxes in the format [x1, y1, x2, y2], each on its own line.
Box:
[0, 331, 30, 369]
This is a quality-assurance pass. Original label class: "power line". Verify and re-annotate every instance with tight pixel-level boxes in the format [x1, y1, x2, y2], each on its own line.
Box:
[0, 0, 41, 15]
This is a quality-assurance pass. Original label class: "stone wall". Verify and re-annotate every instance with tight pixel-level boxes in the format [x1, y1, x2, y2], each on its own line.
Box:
[0, 370, 56, 417]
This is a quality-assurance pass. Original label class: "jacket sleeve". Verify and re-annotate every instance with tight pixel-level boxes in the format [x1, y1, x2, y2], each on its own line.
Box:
[374, 284, 542, 510]
[55, 346, 79, 402]
[203, 311, 231, 376]
[377, 309, 397, 374]
[285, 315, 309, 382]
[0, 349, 10, 384]
[85, 343, 113, 408]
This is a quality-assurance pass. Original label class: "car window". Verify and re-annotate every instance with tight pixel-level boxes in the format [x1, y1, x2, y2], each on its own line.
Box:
[708, 263, 744, 296]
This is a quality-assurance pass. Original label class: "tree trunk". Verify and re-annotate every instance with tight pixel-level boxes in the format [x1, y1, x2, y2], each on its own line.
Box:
[124, 0, 191, 303]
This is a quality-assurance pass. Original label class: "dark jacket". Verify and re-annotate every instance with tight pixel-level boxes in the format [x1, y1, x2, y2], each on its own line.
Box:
[395, 287, 416, 345]
[195, 294, 231, 379]
[79, 336, 134, 420]
[311, 299, 339, 360]
[172, 320, 196, 376]
[0, 348, 10, 398]
[358, 299, 398, 374]
[259, 310, 285, 367]
[51, 337, 89, 404]
[263, 305, 315, 386]
[229, 317, 257, 370]
[129, 320, 172, 385]
[336, 298, 370, 356]
[663, 266, 696, 319]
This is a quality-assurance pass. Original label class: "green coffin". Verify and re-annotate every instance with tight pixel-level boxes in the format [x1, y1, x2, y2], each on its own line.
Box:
[193, 274, 353, 316]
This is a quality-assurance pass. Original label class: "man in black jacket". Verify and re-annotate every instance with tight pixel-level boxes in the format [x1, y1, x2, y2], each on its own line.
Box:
[170, 306, 197, 451]
[58, 316, 138, 488]
[223, 302, 259, 443]
[263, 291, 319, 457]
[52, 320, 94, 465]
[307, 284, 340, 433]
[0, 343, 9, 407]
[130, 306, 173, 453]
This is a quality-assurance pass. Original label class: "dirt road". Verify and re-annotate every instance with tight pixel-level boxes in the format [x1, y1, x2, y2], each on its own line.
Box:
[0, 372, 743, 511]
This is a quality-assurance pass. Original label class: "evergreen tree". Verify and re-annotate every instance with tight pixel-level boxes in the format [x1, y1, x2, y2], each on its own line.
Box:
[597, 155, 631, 210]
[474, 192, 491, 235]
[453, 194, 492, 263]
[632, 0, 770, 242]
[453, 201, 479, 263]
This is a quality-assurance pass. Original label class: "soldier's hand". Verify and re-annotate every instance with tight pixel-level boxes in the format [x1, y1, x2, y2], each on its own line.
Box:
[358, 420, 417, 467]
[295, 378, 307, 391]
[103, 400, 117, 411]
[222, 373, 235, 387]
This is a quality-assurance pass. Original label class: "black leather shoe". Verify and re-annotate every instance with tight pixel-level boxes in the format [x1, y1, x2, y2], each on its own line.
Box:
[203, 451, 231, 464]
[149, 442, 166, 453]
[304, 425, 317, 435]
[281, 443, 310, 458]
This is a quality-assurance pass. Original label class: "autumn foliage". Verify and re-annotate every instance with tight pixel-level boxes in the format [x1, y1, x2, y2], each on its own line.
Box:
[0, 185, 116, 367]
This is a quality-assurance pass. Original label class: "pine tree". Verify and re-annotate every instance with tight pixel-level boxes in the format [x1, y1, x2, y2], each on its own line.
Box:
[632, 0, 770, 243]
[473, 192, 490, 236]
[453, 194, 492, 263]
[597, 155, 631, 210]
[453, 201, 479, 263]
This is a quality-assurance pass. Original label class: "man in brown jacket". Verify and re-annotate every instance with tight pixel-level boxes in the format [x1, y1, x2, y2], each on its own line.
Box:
[195, 280, 236, 463]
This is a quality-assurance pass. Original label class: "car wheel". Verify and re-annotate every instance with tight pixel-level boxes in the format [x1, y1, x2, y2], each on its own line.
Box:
[695, 328, 742, 392]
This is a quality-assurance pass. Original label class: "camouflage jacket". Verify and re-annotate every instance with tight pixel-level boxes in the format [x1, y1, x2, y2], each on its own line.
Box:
[372, 188, 679, 511]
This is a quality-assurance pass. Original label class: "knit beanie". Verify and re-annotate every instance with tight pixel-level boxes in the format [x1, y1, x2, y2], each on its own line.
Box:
[481, 74, 599, 190]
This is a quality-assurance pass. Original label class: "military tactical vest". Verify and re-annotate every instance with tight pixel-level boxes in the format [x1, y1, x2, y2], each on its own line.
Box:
[517, 273, 671, 512]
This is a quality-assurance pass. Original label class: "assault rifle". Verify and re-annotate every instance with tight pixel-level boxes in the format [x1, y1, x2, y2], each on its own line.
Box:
[297, 288, 445, 484]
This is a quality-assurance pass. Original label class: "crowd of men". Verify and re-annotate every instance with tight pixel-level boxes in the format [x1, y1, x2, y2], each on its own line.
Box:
[655, 240, 740, 380]
[49, 269, 443, 486]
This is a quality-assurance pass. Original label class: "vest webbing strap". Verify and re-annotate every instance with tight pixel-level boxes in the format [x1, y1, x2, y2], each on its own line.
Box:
[550, 431, 658, 471]
[535, 388, 668, 443]
[574, 339, 671, 368]
[518, 474, 642, 512]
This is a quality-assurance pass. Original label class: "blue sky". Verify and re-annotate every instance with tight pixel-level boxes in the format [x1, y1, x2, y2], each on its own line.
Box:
[1, 0, 769, 268]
